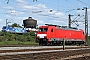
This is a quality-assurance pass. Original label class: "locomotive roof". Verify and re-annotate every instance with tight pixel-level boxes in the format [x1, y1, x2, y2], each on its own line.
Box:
[39, 25, 83, 31]
[45, 24, 78, 30]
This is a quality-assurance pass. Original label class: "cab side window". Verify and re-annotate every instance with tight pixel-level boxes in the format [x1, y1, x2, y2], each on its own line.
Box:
[51, 29, 53, 32]
[83, 32, 84, 35]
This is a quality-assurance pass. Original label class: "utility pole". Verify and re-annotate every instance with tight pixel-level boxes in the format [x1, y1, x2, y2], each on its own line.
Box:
[68, 14, 82, 28]
[6, 19, 11, 26]
[6, 19, 8, 26]
[77, 7, 88, 44]
[68, 14, 74, 28]
[68, 14, 71, 28]
[84, 7, 88, 44]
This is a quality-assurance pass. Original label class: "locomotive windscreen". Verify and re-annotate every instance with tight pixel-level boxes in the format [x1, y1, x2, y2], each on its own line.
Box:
[39, 28, 48, 32]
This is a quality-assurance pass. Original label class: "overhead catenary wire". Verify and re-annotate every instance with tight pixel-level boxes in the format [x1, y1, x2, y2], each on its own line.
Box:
[29, 0, 83, 14]
[65, 0, 79, 8]
[35, 0, 75, 12]
[7, 0, 9, 4]
[4, 0, 90, 13]
[1, 0, 59, 18]
[1, 0, 89, 20]
[64, 0, 81, 13]
[5, 0, 82, 13]
[64, 0, 90, 12]
[2, 0, 80, 16]
[68, 12, 87, 28]
[77, 0, 90, 7]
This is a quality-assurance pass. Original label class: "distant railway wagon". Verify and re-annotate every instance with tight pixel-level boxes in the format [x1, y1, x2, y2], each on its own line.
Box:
[36, 24, 86, 45]
[2, 26, 27, 34]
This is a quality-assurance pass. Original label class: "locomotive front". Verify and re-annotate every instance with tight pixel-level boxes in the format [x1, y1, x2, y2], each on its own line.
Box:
[36, 26, 48, 45]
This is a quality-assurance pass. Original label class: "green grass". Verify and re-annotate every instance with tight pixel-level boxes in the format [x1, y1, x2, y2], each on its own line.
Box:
[87, 36, 90, 45]
[0, 41, 38, 45]
[87, 40, 90, 45]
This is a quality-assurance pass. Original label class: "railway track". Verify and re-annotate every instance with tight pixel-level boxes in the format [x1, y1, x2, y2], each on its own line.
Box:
[0, 46, 88, 53]
[0, 46, 90, 60]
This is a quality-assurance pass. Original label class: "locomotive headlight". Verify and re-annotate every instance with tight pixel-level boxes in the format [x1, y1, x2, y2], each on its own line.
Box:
[37, 34, 47, 38]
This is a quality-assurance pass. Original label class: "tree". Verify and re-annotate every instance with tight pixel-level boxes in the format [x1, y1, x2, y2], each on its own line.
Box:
[11, 23, 22, 28]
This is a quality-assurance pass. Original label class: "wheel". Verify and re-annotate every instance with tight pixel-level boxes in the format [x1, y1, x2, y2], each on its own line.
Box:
[39, 41, 43, 46]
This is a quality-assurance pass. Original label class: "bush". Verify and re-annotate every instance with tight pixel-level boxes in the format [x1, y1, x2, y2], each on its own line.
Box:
[0, 32, 36, 42]
[87, 36, 90, 45]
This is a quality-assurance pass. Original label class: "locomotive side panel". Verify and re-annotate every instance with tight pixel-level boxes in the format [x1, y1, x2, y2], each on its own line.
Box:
[48, 27, 86, 44]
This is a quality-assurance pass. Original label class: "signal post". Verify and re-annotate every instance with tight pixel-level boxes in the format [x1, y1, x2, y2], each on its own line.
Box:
[63, 36, 66, 50]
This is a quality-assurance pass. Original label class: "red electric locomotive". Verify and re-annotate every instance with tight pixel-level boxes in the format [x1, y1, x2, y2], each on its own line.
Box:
[36, 24, 86, 45]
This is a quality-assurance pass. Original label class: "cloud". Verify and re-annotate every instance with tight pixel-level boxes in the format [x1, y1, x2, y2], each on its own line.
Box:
[22, 4, 46, 9]
[16, 0, 28, 4]
[0, 19, 6, 30]
[10, 10, 24, 15]
[14, 0, 68, 25]
[37, 20, 45, 24]
[8, 1, 67, 26]
[0, 19, 2, 22]
[0, 0, 74, 30]
[53, 20, 64, 23]
[3, 6, 14, 10]
[12, 17, 27, 24]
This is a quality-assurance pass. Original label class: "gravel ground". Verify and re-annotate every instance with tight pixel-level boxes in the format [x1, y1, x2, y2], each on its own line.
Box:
[0, 48, 90, 60]
[0, 45, 88, 50]
[68, 56, 90, 60]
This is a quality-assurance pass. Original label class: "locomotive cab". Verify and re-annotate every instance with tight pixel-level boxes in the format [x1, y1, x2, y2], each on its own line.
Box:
[36, 25, 57, 45]
[36, 26, 49, 45]
[38, 27, 48, 38]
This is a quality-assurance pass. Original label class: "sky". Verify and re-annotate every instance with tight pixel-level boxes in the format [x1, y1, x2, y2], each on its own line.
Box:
[0, 0, 90, 34]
